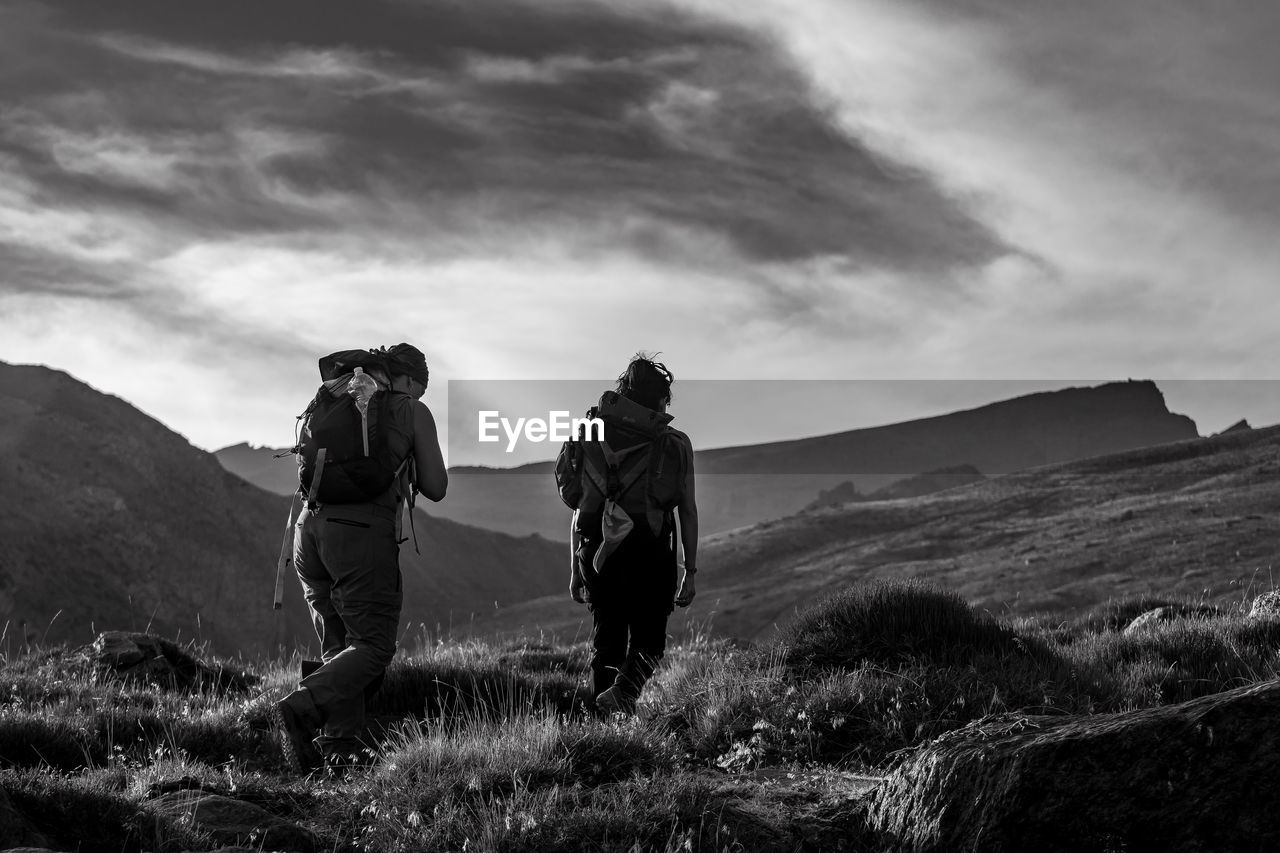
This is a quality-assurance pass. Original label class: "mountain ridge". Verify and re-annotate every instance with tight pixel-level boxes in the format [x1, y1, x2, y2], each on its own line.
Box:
[218, 379, 1199, 541]
[0, 361, 566, 657]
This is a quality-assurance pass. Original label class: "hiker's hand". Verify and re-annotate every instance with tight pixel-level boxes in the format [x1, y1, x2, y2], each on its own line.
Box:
[675, 573, 696, 608]
[571, 578, 589, 605]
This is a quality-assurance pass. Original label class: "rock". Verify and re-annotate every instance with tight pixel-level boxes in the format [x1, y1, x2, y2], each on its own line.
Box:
[84, 631, 256, 693]
[0, 788, 50, 849]
[1122, 604, 1219, 634]
[1216, 419, 1252, 435]
[805, 480, 865, 511]
[1248, 591, 1280, 620]
[149, 792, 317, 853]
[864, 678, 1280, 852]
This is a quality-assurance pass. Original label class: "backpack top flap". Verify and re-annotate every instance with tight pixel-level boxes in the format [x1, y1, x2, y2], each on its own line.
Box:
[318, 349, 390, 382]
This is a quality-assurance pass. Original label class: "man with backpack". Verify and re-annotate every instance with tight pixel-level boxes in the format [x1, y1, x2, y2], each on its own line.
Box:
[272, 343, 447, 774]
[555, 354, 699, 715]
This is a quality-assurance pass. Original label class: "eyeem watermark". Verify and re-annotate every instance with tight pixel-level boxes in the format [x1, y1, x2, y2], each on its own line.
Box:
[478, 410, 604, 453]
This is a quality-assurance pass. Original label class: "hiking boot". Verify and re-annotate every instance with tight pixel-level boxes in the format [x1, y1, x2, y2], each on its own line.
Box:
[594, 686, 635, 716]
[271, 700, 322, 772]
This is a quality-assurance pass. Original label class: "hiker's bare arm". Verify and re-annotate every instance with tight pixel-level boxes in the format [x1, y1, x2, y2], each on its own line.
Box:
[569, 518, 588, 604]
[677, 452, 698, 569]
[412, 403, 448, 502]
[675, 455, 698, 607]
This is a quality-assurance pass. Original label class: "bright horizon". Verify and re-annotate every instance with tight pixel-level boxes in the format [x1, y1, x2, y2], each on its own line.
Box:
[3, 1, 1278, 460]
[13, 356, 1275, 469]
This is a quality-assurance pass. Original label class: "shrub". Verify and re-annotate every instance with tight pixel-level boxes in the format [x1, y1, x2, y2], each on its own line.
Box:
[778, 579, 1029, 674]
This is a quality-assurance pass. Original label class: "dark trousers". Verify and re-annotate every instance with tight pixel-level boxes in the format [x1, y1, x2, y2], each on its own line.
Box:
[590, 604, 669, 702]
[585, 520, 678, 705]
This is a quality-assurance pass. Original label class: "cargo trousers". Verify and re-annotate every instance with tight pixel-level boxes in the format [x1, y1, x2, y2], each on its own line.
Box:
[281, 502, 402, 757]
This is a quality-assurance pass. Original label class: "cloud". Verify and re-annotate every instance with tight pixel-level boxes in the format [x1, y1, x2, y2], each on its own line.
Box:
[670, 0, 1280, 378]
[2, 0, 1277, 452]
[3, 0, 1000, 274]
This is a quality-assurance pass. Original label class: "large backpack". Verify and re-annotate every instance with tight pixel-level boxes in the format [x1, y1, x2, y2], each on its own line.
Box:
[555, 391, 688, 538]
[293, 349, 409, 505]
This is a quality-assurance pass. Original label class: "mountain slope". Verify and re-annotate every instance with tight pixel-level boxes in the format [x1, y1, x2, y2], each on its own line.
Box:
[219, 380, 1198, 542]
[468, 424, 1280, 642]
[0, 362, 564, 656]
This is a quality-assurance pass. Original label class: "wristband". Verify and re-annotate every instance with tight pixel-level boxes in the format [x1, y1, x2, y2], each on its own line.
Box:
[683, 565, 697, 575]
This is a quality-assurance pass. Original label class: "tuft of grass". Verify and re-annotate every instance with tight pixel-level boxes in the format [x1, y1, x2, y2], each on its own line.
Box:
[352, 712, 681, 851]
[1061, 614, 1280, 708]
[777, 579, 1032, 674]
[1059, 593, 1224, 640]
[371, 658, 586, 724]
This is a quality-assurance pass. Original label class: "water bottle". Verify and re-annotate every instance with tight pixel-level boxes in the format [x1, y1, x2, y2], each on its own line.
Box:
[349, 366, 377, 414]
[348, 366, 378, 456]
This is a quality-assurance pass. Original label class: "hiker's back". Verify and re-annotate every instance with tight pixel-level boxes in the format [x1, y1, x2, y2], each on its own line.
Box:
[295, 349, 418, 510]
[565, 391, 689, 532]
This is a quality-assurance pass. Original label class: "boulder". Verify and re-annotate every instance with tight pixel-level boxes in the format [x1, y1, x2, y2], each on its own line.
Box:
[1248, 591, 1280, 620]
[149, 791, 317, 852]
[864, 678, 1280, 852]
[1122, 604, 1219, 634]
[84, 631, 256, 693]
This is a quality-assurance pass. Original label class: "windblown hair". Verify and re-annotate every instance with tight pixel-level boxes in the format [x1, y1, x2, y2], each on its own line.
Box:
[615, 352, 673, 411]
[381, 343, 429, 388]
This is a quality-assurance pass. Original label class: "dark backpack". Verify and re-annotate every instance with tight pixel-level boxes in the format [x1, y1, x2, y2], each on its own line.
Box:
[293, 349, 407, 505]
[555, 391, 688, 536]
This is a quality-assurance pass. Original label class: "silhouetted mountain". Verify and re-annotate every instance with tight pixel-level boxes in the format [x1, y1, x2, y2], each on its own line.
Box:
[470, 424, 1280, 642]
[0, 362, 563, 657]
[220, 380, 1198, 541]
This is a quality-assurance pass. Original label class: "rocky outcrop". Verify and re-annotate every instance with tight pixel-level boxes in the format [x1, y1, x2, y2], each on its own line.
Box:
[84, 631, 256, 693]
[865, 679, 1280, 852]
[1122, 604, 1219, 634]
[148, 792, 318, 852]
[1248, 590, 1280, 620]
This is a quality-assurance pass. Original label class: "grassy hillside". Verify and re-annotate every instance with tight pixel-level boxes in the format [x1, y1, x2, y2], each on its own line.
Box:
[2, 579, 1278, 851]
[0, 361, 568, 657]
[470, 424, 1280, 642]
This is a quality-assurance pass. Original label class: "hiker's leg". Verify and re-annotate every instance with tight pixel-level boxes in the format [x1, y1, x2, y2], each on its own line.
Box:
[297, 506, 402, 749]
[292, 507, 346, 663]
[590, 603, 628, 701]
[612, 607, 669, 709]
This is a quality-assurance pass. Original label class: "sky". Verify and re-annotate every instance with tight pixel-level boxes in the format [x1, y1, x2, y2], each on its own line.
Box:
[1, 0, 1277, 464]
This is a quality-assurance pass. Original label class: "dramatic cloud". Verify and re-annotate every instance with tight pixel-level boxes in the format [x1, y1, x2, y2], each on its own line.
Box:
[1, 0, 1277, 452]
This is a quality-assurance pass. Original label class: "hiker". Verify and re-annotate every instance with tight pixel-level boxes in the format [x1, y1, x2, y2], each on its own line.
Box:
[272, 343, 447, 774]
[555, 354, 699, 714]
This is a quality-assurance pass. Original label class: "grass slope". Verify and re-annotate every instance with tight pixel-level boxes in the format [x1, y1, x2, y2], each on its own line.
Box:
[3, 579, 1278, 851]
[469, 424, 1280, 642]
